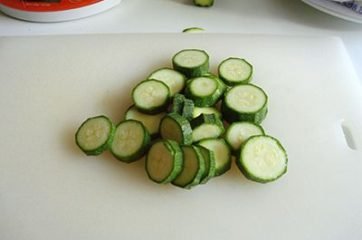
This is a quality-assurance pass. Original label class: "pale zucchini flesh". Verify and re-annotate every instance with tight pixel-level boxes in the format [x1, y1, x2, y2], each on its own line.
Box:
[225, 121, 265, 152]
[218, 58, 253, 85]
[146, 140, 183, 184]
[148, 68, 186, 96]
[132, 79, 170, 113]
[172, 49, 209, 78]
[75, 115, 115, 156]
[125, 105, 165, 137]
[238, 135, 287, 183]
[110, 120, 150, 162]
[222, 84, 268, 124]
[172, 145, 205, 189]
[159, 113, 193, 145]
[198, 138, 231, 176]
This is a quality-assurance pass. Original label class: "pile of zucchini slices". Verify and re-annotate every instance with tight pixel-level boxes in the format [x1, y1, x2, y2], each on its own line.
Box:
[75, 49, 288, 189]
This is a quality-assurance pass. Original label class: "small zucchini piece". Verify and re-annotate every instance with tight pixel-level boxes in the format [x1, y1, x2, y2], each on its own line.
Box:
[198, 138, 231, 176]
[159, 113, 193, 145]
[222, 84, 268, 124]
[218, 57, 253, 86]
[148, 68, 186, 96]
[191, 114, 225, 142]
[225, 121, 265, 152]
[132, 79, 170, 114]
[237, 135, 288, 183]
[172, 145, 206, 189]
[193, 0, 214, 7]
[185, 76, 224, 107]
[110, 120, 150, 163]
[194, 145, 216, 184]
[192, 106, 222, 119]
[172, 49, 209, 78]
[75, 115, 115, 156]
[125, 105, 166, 138]
[146, 140, 184, 184]
[182, 27, 205, 33]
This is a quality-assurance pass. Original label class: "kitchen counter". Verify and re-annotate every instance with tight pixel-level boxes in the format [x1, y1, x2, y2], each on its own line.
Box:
[1, 0, 361, 81]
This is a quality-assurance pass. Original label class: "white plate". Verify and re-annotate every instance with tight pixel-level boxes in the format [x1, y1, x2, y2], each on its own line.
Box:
[302, 0, 362, 24]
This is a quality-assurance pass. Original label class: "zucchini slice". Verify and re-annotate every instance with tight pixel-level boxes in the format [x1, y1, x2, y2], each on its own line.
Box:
[172, 145, 206, 189]
[146, 140, 183, 184]
[193, 0, 214, 7]
[125, 105, 166, 138]
[191, 114, 225, 142]
[225, 121, 265, 152]
[182, 27, 205, 33]
[172, 49, 209, 78]
[171, 93, 185, 114]
[185, 76, 224, 107]
[170, 94, 194, 121]
[192, 106, 222, 119]
[222, 84, 268, 124]
[195, 145, 216, 184]
[110, 120, 150, 163]
[182, 98, 195, 121]
[132, 79, 170, 114]
[75, 115, 115, 156]
[218, 57, 253, 86]
[198, 138, 231, 176]
[148, 68, 186, 96]
[159, 113, 193, 145]
[237, 135, 287, 183]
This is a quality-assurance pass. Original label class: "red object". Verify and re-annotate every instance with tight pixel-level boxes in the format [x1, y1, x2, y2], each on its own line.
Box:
[0, 0, 103, 12]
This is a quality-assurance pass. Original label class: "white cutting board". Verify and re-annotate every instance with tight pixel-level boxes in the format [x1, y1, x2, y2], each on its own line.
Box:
[0, 34, 361, 240]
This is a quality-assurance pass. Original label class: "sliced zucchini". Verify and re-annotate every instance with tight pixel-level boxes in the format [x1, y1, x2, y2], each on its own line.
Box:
[171, 93, 185, 114]
[192, 106, 222, 119]
[185, 76, 224, 107]
[159, 113, 193, 145]
[182, 27, 205, 33]
[182, 98, 195, 121]
[75, 115, 115, 156]
[125, 105, 165, 137]
[193, 0, 214, 7]
[172, 49, 209, 78]
[195, 145, 216, 184]
[170, 94, 194, 121]
[148, 68, 186, 96]
[172, 145, 206, 189]
[222, 84, 268, 124]
[191, 114, 225, 142]
[218, 57, 253, 86]
[237, 135, 287, 183]
[146, 140, 183, 184]
[111, 120, 150, 163]
[132, 79, 170, 114]
[198, 138, 231, 176]
[225, 121, 265, 152]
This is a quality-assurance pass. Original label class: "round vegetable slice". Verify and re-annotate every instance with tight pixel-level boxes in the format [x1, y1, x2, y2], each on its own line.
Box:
[237, 135, 288, 183]
[75, 115, 115, 156]
[111, 120, 150, 163]
[172, 49, 209, 78]
[146, 140, 183, 184]
[225, 121, 265, 152]
[218, 57, 253, 86]
[222, 84, 268, 124]
[148, 68, 186, 96]
[132, 79, 170, 114]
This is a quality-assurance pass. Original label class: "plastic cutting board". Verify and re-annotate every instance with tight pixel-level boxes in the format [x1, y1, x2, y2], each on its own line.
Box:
[0, 34, 361, 240]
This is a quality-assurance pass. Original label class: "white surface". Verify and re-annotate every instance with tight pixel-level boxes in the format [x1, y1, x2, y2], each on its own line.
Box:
[0, 0, 362, 82]
[0, 34, 361, 240]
